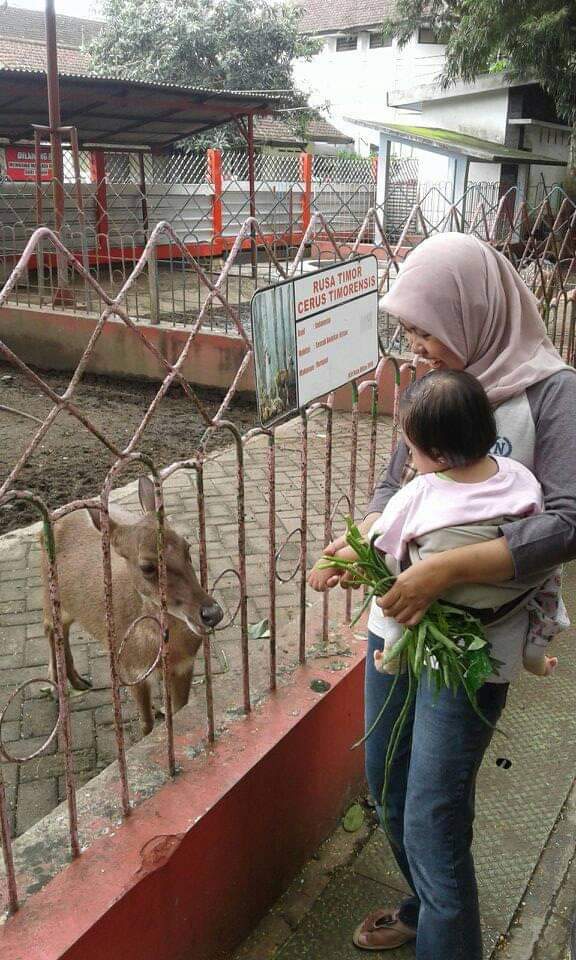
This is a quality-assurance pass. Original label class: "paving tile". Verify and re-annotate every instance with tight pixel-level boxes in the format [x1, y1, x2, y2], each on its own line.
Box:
[0, 414, 392, 841]
[16, 778, 58, 835]
[258, 571, 576, 960]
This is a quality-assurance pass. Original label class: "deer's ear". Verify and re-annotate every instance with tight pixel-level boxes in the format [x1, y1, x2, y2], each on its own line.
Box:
[138, 476, 156, 515]
[86, 507, 123, 549]
[86, 505, 103, 532]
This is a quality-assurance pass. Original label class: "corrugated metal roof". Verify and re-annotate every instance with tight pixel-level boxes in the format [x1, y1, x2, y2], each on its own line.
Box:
[0, 63, 343, 149]
[298, 0, 397, 34]
[0, 8, 282, 99]
[0, 67, 280, 148]
[0, 64, 283, 101]
[0, 9, 344, 150]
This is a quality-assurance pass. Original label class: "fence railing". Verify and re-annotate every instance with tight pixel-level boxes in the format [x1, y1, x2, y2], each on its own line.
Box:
[1, 183, 575, 342]
[3, 145, 563, 271]
[1, 204, 576, 917]
[0, 214, 407, 913]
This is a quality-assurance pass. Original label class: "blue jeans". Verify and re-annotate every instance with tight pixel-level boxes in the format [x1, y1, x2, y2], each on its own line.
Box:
[365, 630, 509, 960]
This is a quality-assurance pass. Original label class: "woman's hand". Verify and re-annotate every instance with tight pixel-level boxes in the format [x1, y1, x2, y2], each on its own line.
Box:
[377, 538, 515, 626]
[322, 513, 380, 589]
[377, 556, 450, 625]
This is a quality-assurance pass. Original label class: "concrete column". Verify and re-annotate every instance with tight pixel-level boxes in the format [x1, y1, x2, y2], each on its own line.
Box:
[516, 163, 529, 205]
[376, 133, 392, 240]
[448, 155, 468, 228]
[514, 164, 529, 239]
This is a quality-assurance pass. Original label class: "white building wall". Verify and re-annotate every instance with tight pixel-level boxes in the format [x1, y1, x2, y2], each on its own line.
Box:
[293, 31, 445, 156]
[523, 125, 569, 194]
[467, 162, 502, 183]
[295, 27, 567, 197]
[392, 32, 445, 88]
[418, 89, 510, 143]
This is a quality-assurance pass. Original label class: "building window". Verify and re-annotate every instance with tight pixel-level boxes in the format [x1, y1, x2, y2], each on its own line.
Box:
[418, 25, 440, 44]
[336, 35, 358, 51]
[369, 32, 392, 48]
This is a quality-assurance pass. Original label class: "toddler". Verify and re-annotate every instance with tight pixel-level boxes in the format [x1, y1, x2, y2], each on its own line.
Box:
[310, 370, 566, 678]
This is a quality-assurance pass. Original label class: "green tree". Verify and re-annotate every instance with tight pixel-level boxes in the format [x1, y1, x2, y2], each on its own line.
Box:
[88, 0, 319, 145]
[381, 1, 576, 186]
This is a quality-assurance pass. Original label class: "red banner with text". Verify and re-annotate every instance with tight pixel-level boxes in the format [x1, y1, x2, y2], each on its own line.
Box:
[5, 146, 52, 182]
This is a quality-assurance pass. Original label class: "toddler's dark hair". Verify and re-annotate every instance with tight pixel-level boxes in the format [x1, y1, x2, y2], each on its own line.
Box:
[400, 370, 496, 467]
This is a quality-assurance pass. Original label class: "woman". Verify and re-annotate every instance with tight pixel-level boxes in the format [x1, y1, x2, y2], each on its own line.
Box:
[312, 233, 576, 959]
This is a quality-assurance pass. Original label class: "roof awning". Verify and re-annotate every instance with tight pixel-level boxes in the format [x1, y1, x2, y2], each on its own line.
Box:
[0, 68, 282, 150]
[344, 118, 567, 166]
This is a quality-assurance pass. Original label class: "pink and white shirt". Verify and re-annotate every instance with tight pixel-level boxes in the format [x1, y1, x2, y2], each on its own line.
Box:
[370, 456, 543, 562]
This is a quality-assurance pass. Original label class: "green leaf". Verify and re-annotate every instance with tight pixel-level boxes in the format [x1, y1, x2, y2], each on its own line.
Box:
[463, 649, 493, 694]
[343, 802, 365, 833]
[248, 618, 270, 641]
[466, 636, 487, 651]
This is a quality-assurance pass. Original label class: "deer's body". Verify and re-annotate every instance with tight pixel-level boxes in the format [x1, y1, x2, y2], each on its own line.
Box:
[41, 478, 222, 734]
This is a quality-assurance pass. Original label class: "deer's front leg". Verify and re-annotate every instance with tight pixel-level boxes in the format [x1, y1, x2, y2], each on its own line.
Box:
[132, 679, 154, 735]
[170, 662, 194, 713]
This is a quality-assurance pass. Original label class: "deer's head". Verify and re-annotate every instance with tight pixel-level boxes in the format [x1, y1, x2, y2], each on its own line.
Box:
[89, 477, 223, 634]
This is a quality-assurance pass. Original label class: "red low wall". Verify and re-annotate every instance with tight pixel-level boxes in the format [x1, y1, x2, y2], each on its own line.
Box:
[0, 305, 410, 415]
[0, 629, 367, 960]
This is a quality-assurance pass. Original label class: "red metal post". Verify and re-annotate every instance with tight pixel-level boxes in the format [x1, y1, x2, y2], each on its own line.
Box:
[44, 0, 67, 292]
[247, 112, 257, 279]
[90, 149, 109, 256]
[207, 148, 223, 255]
[34, 129, 44, 228]
[300, 151, 313, 237]
[137, 151, 149, 242]
[34, 128, 46, 302]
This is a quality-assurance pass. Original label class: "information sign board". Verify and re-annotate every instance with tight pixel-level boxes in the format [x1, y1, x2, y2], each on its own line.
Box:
[5, 146, 51, 182]
[251, 255, 378, 426]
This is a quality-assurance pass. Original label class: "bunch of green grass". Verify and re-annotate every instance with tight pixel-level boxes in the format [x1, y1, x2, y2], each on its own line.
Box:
[319, 518, 502, 824]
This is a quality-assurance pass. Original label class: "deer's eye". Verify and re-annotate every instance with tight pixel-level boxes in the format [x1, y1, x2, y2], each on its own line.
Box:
[140, 562, 157, 577]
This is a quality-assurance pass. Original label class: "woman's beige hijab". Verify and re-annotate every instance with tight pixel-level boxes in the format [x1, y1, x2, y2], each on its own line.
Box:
[381, 233, 570, 406]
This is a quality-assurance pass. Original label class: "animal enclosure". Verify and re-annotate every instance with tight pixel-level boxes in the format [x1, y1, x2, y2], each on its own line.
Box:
[1, 185, 576, 919]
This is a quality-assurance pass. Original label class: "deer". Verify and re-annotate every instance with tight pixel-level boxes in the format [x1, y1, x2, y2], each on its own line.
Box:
[40, 476, 223, 735]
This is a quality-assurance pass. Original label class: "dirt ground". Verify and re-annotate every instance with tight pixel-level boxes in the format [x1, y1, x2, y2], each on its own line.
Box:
[0, 360, 257, 534]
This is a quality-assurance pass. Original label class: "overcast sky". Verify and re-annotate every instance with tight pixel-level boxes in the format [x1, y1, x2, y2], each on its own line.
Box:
[7, 0, 103, 19]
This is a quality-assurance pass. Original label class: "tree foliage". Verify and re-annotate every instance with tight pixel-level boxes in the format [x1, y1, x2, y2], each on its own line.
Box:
[88, 0, 319, 145]
[382, 1, 576, 171]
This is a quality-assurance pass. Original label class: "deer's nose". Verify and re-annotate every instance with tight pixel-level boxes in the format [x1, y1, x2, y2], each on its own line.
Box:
[200, 603, 223, 628]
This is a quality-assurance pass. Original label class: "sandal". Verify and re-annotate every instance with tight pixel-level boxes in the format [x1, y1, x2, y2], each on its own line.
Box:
[352, 906, 417, 951]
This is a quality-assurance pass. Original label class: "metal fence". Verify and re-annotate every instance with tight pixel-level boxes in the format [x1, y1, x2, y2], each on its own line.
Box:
[1, 201, 576, 915]
[0, 198, 576, 911]
[310, 153, 377, 240]
[1, 182, 575, 344]
[0, 214, 406, 914]
[0, 143, 567, 286]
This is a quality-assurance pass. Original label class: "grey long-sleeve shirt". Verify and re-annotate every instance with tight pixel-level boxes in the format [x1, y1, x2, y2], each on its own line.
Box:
[366, 369, 576, 580]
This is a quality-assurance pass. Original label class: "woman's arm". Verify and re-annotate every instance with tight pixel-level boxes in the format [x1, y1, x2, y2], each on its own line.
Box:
[317, 440, 410, 587]
[380, 371, 576, 624]
[378, 536, 514, 625]
[323, 438, 409, 558]
[500, 371, 576, 576]
[365, 437, 409, 516]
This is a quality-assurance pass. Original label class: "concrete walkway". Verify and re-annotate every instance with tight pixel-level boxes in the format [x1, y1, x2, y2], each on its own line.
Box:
[232, 564, 576, 960]
[0, 410, 388, 837]
[2, 407, 576, 960]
